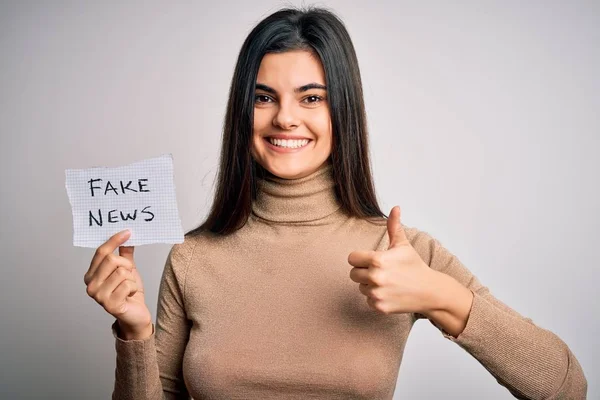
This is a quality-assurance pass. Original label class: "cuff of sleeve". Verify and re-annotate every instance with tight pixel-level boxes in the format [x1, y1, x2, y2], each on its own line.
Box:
[111, 320, 156, 370]
[111, 320, 154, 346]
[111, 320, 158, 396]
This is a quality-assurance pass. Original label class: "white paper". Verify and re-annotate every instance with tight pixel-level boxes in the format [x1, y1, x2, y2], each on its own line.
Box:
[65, 153, 184, 248]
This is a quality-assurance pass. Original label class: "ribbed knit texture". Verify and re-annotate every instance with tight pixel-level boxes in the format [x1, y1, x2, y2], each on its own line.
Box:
[111, 161, 587, 399]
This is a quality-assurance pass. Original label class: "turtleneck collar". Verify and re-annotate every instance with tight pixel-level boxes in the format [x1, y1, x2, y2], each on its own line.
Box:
[251, 162, 342, 223]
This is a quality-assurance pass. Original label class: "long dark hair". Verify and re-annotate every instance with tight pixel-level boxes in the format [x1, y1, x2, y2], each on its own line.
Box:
[186, 5, 387, 236]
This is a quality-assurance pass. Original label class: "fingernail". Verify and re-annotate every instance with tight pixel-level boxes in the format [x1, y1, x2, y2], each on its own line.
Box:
[120, 229, 131, 238]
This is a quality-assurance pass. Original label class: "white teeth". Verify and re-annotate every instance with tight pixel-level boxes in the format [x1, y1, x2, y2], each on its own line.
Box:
[267, 138, 310, 148]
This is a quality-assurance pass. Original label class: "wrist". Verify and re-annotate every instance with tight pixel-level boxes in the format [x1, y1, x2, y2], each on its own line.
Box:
[423, 270, 469, 316]
[422, 270, 474, 337]
[117, 321, 153, 340]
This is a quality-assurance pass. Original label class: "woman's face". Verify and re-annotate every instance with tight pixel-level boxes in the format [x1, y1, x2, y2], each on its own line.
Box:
[251, 50, 332, 180]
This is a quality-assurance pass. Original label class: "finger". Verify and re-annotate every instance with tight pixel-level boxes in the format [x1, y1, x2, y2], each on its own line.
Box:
[93, 266, 136, 306]
[358, 283, 386, 302]
[86, 253, 134, 294]
[85, 230, 131, 284]
[93, 230, 131, 270]
[387, 206, 408, 249]
[366, 296, 380, 311]
[349, 266, 372, 284]
[348, 250, 377, 268]
[119, 245, 135, 264]
[106, 279, 138, 316]
[358, 282, 373, 297]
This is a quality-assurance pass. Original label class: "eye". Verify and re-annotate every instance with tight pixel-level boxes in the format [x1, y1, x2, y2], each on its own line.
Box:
[302, 95, 324, 104]
[254, 94, 273, 104]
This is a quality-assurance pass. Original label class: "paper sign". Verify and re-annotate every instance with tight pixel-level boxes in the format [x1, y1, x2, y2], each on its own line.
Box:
[65, 153, 184, 248]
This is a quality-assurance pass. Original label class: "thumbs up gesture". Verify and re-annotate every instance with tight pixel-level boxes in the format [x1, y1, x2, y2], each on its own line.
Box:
[348, 206, 438, 315]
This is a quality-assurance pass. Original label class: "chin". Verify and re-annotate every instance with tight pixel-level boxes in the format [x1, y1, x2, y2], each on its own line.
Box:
[253, 158, 314, 180]
[266, 164, 307, 179]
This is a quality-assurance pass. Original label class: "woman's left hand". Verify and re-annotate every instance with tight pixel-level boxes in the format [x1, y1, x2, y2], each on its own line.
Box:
[348, 205, 440, 315]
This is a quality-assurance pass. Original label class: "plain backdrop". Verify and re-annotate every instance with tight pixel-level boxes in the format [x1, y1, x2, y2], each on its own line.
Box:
[0, 1, 598, 399]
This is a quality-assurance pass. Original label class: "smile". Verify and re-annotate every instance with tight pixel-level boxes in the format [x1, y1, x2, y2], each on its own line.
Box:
[264, 137, 312, 153]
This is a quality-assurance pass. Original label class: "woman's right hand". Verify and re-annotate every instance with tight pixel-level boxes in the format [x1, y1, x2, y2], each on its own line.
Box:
[84, 229, 153, 340]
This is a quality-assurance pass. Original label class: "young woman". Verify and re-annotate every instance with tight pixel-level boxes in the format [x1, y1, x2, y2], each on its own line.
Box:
[84, 6, 587, 399]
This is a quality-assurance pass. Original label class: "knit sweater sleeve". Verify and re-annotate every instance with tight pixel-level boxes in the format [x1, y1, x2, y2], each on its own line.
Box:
[408, 227, 588, 400]
[111, 241, 194, 400]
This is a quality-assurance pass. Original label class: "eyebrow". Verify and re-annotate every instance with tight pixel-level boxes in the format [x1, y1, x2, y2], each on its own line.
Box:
[255, 83, 327, 94]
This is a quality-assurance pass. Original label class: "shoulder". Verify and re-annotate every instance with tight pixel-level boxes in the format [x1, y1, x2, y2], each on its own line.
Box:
[401, 224, 461, 271]
[166, 230, 213, 275]
[168, 235, 196, 268]
[167, 229, 229, 271]
[403, 224, 437, 249]
[358, 215, 439, 251]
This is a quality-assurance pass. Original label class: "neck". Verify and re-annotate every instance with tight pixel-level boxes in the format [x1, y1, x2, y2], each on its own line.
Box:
[251, 162, 342, 223]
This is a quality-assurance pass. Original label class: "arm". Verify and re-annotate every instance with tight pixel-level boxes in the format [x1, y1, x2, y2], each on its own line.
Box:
[112, 242, 194, 400]
[422, 270, 474, 339]
[406, 226, 588, 400]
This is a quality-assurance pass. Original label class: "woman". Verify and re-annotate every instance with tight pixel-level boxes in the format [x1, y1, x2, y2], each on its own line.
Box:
[84, 6, 587, 399]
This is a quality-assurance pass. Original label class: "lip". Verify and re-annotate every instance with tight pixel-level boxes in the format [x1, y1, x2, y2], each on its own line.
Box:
[266, 134, 311, 140]
[263, 137, 312, 153]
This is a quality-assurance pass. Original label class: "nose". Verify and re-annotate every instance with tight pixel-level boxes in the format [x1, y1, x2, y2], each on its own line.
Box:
[272, 98, 300, 130]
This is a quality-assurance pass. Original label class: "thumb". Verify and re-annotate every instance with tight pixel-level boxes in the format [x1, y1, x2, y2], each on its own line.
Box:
[119, 245, 135, 264]
[387, 206, 407, 249]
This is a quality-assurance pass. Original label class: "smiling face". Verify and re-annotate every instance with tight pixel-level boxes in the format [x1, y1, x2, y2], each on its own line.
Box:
[250, 50, 333, 180]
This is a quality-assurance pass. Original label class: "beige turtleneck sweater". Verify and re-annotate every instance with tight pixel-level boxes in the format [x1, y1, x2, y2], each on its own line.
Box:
[111, 162, 587, 399]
